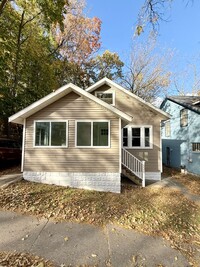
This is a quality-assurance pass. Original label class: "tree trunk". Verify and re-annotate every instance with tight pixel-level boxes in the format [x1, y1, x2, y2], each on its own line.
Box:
[0, 0, 8, 16]
[12, 10, 25, 98]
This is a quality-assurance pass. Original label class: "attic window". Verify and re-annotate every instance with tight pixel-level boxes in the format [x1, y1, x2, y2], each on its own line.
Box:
[95, 92, 114, 105]
[180, 109, 188, 127]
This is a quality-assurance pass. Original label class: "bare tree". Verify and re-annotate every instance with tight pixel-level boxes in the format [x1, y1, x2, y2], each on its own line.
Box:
[121, 36, 172, 103]
[173, 61, 200, 96]
[137, 0, 194, 34]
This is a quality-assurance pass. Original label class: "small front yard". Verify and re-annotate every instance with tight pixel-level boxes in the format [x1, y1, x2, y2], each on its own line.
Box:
[0, 175, 200, 266]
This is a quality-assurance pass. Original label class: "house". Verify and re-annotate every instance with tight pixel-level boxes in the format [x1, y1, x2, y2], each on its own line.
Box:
[160, 96, 200, 175]
[9, 78, 169, 193]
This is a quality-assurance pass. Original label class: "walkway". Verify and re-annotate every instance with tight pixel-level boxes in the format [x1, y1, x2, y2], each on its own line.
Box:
[0, 174, 22, 188]
[0, 211, 189, 267]
[148, 177, 200, 205]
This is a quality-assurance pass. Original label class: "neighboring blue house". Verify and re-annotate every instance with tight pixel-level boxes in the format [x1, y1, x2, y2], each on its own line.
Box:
[160, 96, 200, 175]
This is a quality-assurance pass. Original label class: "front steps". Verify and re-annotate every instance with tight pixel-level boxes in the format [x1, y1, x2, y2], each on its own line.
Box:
[122, 166, 142, 186]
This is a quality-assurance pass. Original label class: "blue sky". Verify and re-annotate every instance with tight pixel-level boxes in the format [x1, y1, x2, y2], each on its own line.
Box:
[86, 0, 200, 94]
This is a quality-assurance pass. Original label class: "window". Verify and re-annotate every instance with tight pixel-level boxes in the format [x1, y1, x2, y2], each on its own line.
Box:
[122, 126, 152, 149]
[76, 121, 110, 147]
[95, 92, 114, 105]
[132, 128, 141, 147]
[123, 128, 128, 147]
[35, 121, 67, 147]
[192, 143, 200, 152]
[180, 109, 188, 127]
[165, 121, 171, 137]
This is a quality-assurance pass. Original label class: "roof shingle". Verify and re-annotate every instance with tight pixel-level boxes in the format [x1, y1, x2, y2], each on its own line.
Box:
[165, 96, 200, 114]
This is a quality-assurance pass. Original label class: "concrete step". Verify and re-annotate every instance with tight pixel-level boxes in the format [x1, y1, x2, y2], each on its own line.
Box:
[122, 167, 142, 186]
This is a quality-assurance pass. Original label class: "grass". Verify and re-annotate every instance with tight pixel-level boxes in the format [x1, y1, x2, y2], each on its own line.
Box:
[0, 179, 200, 266]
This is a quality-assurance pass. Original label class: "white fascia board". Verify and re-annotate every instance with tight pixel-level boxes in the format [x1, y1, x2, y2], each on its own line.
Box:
[9, 84, 75, 125]
[9, 82, 132, 125]
[86, 77, 170, 119]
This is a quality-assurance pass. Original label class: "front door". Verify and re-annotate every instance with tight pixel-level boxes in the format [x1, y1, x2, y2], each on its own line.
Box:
[166, 147, 171, 166]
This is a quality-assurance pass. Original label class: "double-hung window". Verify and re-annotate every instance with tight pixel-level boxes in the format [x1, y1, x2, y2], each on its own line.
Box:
[180, 109, 188, 127]
[123, 126, 152, 149]
[35, 121, 67, 147]
[76, 120, 110, 147]
[165, 120, 171, 137]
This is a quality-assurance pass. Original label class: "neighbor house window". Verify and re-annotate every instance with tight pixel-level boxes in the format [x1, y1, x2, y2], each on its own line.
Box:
[95, 92, 114, 105]
[35, 121, 67, 147]
[180, 109, 188, 127]
[192, 143, 200, 152]
[122, 126, 153, 149]
[76, 120, 110, 147]
[165, 121, 171, 137]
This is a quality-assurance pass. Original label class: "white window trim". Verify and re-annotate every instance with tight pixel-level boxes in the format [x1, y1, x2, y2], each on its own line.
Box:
[95, 91, 115, 106]
[165, 120, 171, 137]
[192, 142, 200, 153]
[122, 125, 153, 149]
[75, 120, 110, 148]
[180, 108, 188, 127]
[34, 120, 68, 148]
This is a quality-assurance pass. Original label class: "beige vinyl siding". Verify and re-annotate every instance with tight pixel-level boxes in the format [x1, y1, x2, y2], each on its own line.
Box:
[24, 92, 119, 173]
[127, 125, 161, 172]
[92, 85, 163, 172]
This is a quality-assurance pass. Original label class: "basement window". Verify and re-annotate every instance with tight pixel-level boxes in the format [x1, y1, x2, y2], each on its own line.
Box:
[192, 143, 200, 152]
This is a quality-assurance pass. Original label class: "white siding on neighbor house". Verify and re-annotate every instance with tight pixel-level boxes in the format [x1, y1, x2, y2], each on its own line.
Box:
[24, 92, 120, 174]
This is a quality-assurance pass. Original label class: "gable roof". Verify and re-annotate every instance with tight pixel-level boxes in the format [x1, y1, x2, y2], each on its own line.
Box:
[161, 96, 200, 114]
[9, 83, 132, 125]
[86, 77, 169, 119]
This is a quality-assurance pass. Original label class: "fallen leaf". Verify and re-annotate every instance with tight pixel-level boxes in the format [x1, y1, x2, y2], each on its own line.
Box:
[64, 236, 69, 242]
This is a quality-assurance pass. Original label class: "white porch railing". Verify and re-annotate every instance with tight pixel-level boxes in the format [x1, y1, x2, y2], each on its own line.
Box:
[121, 148, 146, 187]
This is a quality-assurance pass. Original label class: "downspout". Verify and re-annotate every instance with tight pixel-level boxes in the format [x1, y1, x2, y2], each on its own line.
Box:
[21, 118, 26, 172]
[119, 118, 122, 174]
[160, 121, 163, 174]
